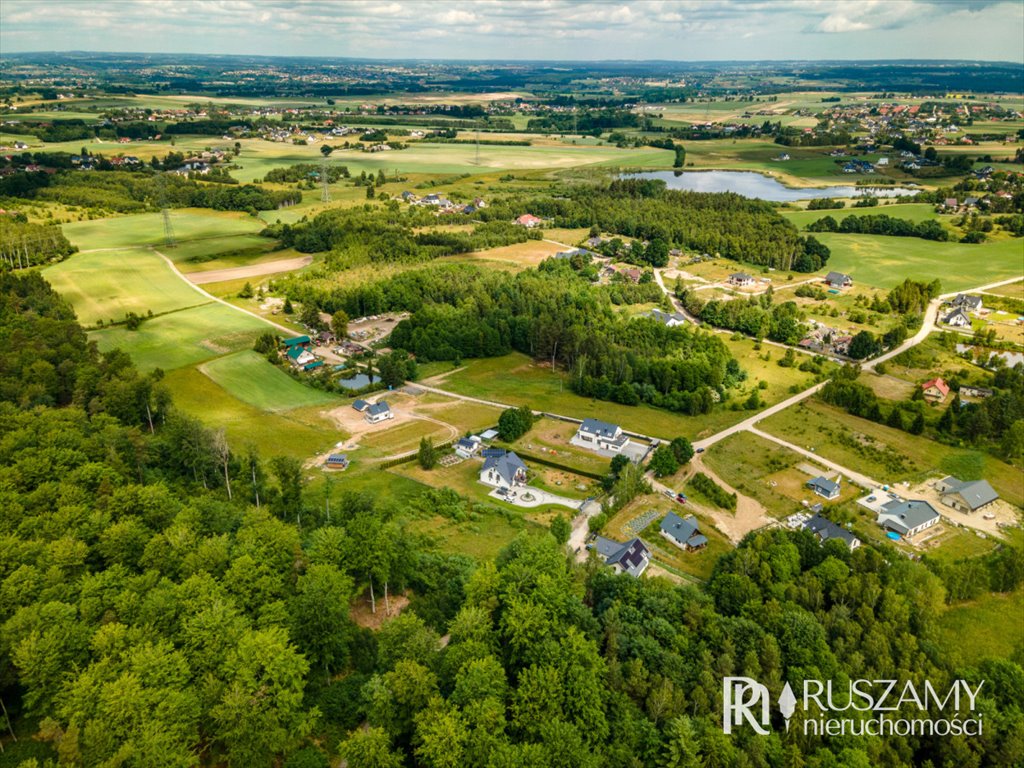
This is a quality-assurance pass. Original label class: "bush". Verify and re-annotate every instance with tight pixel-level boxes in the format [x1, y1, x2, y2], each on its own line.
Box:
[498, 406, 534, 442]
[690, 472, 737, 511]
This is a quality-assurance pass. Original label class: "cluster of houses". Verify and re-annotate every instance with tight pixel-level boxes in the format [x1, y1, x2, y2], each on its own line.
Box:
[351, 398, 393, 424]
[841, 158, 876, 174]
[400, 191, 487, 215]
[798, 320, 853, 357]
[280, 335, 323, 372]
[941, 293, 983, 329]
[588, 511, 710, 579]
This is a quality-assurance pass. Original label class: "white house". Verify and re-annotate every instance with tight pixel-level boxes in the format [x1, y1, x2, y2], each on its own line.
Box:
[479, 451, 527, 491]
[455, 436, 482, 459]
[660, 512, 708, 551]
[942, 308, 972, 328]
[648, 308, 687, 327]
[729, 273, 755, 287]
[573, 418, 630, 454]
[365, 401, 394, 424]
[590, 536, 650, 578]
[876, 499, 940, 537]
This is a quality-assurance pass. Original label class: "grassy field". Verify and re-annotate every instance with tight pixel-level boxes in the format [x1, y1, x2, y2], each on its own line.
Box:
[760, 399, 1024, 506]
[163, 365, 343, 461]
[61, 209, 264, 251]
[200, 351, 340, 412]
[44, 246, 208, 326]
[781, 203, 944, 229]
[935, 590, 1024, 666]
[360, 419, 454, 457]
[91, 303, 267, 371]
[808, 233, 1024, 292]
[422, 345, 820, 442]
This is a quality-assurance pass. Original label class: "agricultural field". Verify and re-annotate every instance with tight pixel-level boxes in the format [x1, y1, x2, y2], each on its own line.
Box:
[781, 202, 945, 228]
[759, 399, 1024, 507]
[807, 232, 1024, 292]
[61, 208, 264, 251]
[199, 351, 340, 412]
[43, 246, 208, 326]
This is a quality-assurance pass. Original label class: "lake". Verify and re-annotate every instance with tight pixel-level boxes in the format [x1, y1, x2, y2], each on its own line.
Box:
[337, 373, 379, 390]
[621, 170, 920, 203]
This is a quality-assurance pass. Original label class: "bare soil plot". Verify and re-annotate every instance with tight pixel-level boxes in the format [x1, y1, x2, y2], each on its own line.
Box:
[188, 255, 313, 284]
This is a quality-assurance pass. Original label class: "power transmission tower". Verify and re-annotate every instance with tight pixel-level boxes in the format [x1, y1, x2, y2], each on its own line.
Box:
[320, 155, 331, 203]
[157, 173, 175, 248]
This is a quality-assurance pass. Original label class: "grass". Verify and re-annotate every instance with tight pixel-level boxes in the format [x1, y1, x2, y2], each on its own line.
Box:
[759, 399, 1024, 507]
[781, 203, 944, 229]
[935, 589, 1024, 666]
[200, 351, 340, 412]
[701, 432, 816, 518]
[162, 365, 343, 461]
[360, 419, 453, 457]
[60, 209, 264, 251]
[499, 417, 618, 476]
[423, 347, 819, 442]
[43, 247, 208, 326]
[806, 233, 1024, 292]
[90, 302, 267, 372]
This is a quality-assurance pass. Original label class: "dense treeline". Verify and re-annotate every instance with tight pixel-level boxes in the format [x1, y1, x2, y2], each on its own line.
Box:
[807, 213, 951, 242]
[478, 180, 831, 272]
[1, 272, 1021, 767]
[262, 163, 350, 183]
[679, 289, 808, 344]
[265, 203, 538, 259]
[0, 216, 77, 269]
[2, 170, 300, 213]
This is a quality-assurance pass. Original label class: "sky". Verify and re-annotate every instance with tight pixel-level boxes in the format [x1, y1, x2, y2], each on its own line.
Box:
[1, 0, 1022, 63]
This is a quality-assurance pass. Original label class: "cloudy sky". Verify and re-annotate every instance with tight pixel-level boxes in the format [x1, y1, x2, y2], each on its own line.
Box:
[1, 0, 1022, 62]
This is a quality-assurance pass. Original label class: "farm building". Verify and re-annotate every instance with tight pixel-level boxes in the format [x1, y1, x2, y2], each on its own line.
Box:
[282, 335, 311, 350]
[659, 512, 708, 551]
[589, 536, 650, 578]
[876, 499, 940, 537]
[479, 450, 527, 491]
[287, 346, 316, 368]
[365, 401, 393, 424]
[572, 418, 630, 454]
[802, 513, 860, 550]
[824, 271, 853, 289]
[936, 476, 999, 513]
[806, 476, 841, 500]
[921, 378, 950, 403]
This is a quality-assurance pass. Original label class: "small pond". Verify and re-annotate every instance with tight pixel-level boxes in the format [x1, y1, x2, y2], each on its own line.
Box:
[621, 170, 920, 202]
[337, 373, 379, 390]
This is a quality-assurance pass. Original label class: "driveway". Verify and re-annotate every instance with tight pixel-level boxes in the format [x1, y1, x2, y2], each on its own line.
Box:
[490, 486, 582, 510]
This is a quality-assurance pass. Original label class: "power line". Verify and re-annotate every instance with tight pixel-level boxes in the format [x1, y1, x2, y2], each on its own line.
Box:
[320, 154, 331, 203]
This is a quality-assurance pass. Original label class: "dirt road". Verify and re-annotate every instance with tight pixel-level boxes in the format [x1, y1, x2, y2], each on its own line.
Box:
[187, 255, 313, 285]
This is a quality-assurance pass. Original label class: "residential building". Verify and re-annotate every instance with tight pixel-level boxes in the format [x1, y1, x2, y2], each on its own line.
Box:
[802, 513, 861, 550]
[806, 475, 841, 500]
[287, 346, 316, 368]
[365, 401, 393, 424]
[479, 450, 528, 490]
[921, 378, 950, 403]
[942, 308, 972, 328]
[515, 213, 543, 228]
[729, 272, 755, 287]
[876, 499, 940, 537]
[573, 418, 630, 453]
[648, 308, 687, 327]
[590, 536, 651, 578]
[824, 271, 853, 288]
[455, 436, 482, 459]
[936, 476, 999, 513]
[660, 512, 708, 551]
[351, 399, 370, 412]
[959, 385, 993, 399]
[952, 294, 983, 313]
[325, 454, 349, 470]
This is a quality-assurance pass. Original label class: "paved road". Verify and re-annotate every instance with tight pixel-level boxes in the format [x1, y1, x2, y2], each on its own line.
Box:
[692, 380, 829, 450]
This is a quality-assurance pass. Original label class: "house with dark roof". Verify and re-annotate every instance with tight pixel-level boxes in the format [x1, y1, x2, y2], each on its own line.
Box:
[807, 475, 841, 500]
[942, 307, 972, 328]
[952, 294, 983, 312]
[660, 512, 708, 551]
[802, 513, 860, 550]
[936, 477, 999, 513]
[573, 418, 630, 454]
[648, 308, 688, 327]
[590, 536, 650, 578]
[824, 271, 853, 288]
[729, 272, 755, 287]
[365, 401, 393, 424]
[351, 399, 370, 412]
[921, 378, 950, 403]
[876, 499, 940, 537]
[479, 451, 527, 490]
[455, 437, 482, 459]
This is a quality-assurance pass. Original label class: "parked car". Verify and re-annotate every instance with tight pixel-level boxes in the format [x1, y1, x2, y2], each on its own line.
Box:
[675, 493, 687, 504]
[695, 447, 705, 453]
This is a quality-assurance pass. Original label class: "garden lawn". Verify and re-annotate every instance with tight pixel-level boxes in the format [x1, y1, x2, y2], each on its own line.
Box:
[759, 399, 1024, 507]
[90, 302, 267, 372]
[806, 233, 1024, 292]
[200, 351, 340, 412]
[44, 247, 206, 326]
[700, 432, 812, 518]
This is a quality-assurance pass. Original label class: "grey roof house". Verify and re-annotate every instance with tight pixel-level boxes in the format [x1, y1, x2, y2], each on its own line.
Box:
[590, 536, 651, 578]
[660, 512, 708, 551]
[573, 418, 630, 454]
[876, 499, 940, 537]
[479, 451, 528, 490]
[824, 271, 853, 288]
[648, 308, 688, 327]
[936, 477, 999, 513]
[952, 294, 983, 312]
[807, 476, 841, 500]
[802, 513, 860, 550]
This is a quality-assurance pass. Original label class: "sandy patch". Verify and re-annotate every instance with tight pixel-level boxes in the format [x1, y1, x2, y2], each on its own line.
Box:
[911, 480, 1020, 538]
[187, 256, 313, 285]
[350, 592, 410, 630]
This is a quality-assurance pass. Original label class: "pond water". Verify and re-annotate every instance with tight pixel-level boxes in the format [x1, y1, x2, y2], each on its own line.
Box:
[956, 344, 1024, 368]
[621, 170, 920, 202]
[337, 373, 379, 390]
